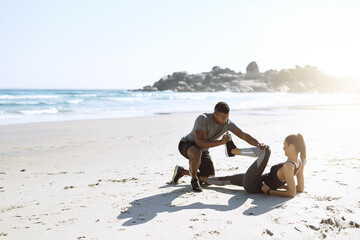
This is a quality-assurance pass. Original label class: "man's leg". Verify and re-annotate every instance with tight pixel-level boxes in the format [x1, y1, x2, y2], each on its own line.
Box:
[187, 146, 202, 180]
[197, 151, 215, 185]
[172, 141, 195, 183]
[187, 146, 203, 192]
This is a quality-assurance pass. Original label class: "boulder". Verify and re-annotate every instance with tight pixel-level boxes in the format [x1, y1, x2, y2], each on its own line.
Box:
[217, 73, 239, 82]
[277, 85, 290, 92]
[230, 79, 242, 87]
[153, 79, 165, 89]
[142, 85, 158, 91]
[211, 66, 222, 76]
[211, 66, 235, 76]
[245, 61, 260, 79]
[158, 79, 181, 90]
[186, 74, 205, 83]
[172, 72, 188, 81]
[208, 83, 228, 91]
[238, 80, 268, 92]
[239, 86, 254, 92]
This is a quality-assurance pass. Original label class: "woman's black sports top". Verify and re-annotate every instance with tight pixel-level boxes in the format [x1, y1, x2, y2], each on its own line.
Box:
[260, 160, 301, 190]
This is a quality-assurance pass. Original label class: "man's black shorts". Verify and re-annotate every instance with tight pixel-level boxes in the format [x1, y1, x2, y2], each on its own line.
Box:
[178, 140, 215, 177]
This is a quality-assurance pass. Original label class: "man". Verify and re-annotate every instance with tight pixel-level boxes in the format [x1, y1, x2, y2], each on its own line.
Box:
[172, 101, 266, 192]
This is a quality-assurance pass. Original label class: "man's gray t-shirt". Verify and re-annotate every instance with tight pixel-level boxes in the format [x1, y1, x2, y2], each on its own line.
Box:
[181, 113, 238, 151]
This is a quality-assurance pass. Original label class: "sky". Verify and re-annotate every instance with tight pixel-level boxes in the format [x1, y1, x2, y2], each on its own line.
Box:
[0, 0, 359, 90]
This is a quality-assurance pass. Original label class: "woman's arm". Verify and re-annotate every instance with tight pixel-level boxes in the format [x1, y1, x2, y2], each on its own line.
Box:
[262, 183, 296, 198]
[278, 179, 304, 192]
[295, 167, 304, 192]
[268, 188, 295, 198]
[261, 164, 297, 198]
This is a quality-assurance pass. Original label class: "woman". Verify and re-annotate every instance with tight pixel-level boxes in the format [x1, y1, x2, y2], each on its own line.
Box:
[205, 134, 306, 198]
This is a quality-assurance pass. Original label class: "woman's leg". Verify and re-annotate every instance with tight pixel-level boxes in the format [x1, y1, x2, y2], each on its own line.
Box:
[206, 147, 270, 188]
[242, 148, 271, 193]
[226, 139, 262, 157]
[232, 147, 263, 157]
[206, 174, 245, 186]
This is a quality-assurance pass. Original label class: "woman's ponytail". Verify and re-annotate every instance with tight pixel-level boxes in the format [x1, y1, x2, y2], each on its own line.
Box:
[296, 134, 306, 163]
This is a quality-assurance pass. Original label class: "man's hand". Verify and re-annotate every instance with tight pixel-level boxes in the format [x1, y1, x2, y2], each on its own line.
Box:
[257, 143, 268, 150]
[221, 133, 231, 144]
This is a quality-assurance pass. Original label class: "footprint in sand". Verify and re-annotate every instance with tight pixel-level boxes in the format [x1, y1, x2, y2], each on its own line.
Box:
[345, 208, 353, 213]
[311, 195, 341, 201]
[335, 181, 348, 186]
[88, 183, 99, 187]
[48, 172, 67, 175]
[264, 229, 273, 236]
[306, 224, 320, 231]
[107, 178, 138, 183]
[209, 230, 220, 235]
[349, 221, 360, 228]
[320, 217, 347, 230]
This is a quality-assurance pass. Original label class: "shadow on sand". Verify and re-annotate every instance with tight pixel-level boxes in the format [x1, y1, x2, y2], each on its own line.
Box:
[117, 184, 289, 226]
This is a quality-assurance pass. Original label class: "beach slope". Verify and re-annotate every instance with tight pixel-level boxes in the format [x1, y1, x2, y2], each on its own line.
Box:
[1, 112, 359, 239]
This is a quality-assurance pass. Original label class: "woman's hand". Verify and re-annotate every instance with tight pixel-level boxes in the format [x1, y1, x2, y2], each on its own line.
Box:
[261, 181, 270, 194]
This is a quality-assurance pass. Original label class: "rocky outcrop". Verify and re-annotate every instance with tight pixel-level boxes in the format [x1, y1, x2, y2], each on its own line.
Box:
[245, 61, 260, 79]
[138, 62, 355, 93]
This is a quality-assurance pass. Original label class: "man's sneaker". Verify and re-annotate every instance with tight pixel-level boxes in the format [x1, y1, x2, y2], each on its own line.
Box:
[191, 178, 203, 192]
[225, 140, 237, 157]
[171, 165, 184, 184]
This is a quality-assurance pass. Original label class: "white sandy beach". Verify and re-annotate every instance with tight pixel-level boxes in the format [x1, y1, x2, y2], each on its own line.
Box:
[1, 110, 360, 239]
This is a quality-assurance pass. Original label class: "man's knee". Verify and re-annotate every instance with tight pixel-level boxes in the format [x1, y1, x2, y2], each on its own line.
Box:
[187, 146, 202, 162]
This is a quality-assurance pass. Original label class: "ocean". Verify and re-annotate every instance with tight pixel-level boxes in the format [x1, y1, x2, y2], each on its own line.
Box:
[1, 89, 359, 125]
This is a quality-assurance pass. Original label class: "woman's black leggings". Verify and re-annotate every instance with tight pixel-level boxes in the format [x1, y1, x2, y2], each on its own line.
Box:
[207, 147, 271, 193]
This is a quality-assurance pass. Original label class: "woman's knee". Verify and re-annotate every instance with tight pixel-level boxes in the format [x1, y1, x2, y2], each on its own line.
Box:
[243, 177, 260, 194]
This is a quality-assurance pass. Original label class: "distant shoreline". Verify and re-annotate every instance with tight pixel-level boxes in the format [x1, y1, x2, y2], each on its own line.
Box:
[139, 62, 359, 93]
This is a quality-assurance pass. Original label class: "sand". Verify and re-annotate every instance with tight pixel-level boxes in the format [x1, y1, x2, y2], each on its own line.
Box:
[0, 110, 360, 239]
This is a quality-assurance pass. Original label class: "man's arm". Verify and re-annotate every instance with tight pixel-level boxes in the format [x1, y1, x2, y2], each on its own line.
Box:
[231, 127, 261, 147]
[195, 130, 230, 149]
